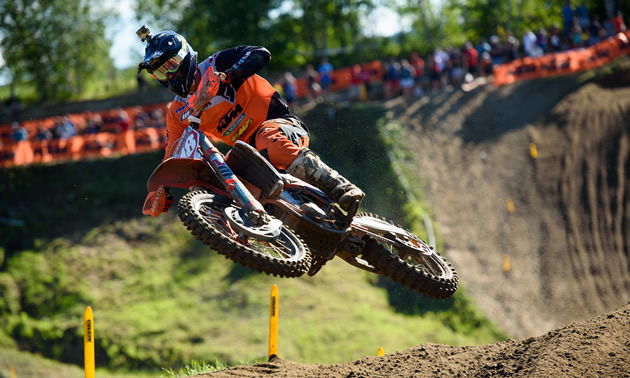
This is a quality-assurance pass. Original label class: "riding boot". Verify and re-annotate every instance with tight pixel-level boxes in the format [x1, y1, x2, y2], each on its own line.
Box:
[286, 148, 364, 212]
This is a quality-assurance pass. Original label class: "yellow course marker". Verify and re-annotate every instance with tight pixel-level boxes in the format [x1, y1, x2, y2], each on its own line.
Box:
[506, 199, 515, 213]
[529, 143, 538, 159]
[377, 346, 385, 356]
[503, 254, 511, 273]
[84, 306, 95, 378]
[268, 285, 279, 359]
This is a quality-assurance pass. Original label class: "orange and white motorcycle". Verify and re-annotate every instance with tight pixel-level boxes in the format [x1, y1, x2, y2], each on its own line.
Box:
[142, 115, 458, 299]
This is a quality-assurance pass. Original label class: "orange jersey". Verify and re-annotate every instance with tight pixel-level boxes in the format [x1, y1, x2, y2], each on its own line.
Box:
[164, 47, 288, 160]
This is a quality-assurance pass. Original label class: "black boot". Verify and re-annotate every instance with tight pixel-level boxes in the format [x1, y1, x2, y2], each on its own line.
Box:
[286, 148, 364, 212]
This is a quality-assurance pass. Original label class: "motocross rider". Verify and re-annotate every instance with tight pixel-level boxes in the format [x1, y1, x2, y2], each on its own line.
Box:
[136, 26, 364, 214]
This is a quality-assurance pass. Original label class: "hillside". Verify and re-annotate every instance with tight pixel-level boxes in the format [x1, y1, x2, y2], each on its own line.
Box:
[385, 63, 630, 338]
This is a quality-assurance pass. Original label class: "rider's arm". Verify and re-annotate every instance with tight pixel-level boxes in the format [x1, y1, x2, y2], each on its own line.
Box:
[214, 46, 271, 88]
[163, 98, 188, 160]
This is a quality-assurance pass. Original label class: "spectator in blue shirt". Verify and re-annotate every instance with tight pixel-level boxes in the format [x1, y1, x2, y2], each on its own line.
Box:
[11, 122, 28, 142]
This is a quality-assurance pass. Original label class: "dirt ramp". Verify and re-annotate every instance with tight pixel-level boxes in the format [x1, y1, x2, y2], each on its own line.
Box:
[202, 303, 630, 377]
[533, 83, 630, 315]
[383, 73, 630, 338]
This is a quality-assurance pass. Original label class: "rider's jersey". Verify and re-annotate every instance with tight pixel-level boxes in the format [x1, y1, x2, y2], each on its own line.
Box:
[164, 46, 289, 159]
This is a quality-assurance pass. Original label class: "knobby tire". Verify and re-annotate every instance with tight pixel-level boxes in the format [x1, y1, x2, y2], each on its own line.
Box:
[357, 213, 458, 299]
[178, 190, 311, 277]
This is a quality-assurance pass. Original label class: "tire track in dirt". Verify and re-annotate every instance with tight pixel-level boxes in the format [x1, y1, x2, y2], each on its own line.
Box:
[384, 75, 630, 338]
[557, 84, 630, 314]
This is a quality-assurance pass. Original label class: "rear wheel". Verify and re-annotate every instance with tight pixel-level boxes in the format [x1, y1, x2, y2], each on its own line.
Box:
[355, 213, 458, 299]
[178, 190, 311, 277]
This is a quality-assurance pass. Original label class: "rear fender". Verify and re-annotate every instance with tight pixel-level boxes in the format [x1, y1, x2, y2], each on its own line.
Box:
[147, 157, 222, 192]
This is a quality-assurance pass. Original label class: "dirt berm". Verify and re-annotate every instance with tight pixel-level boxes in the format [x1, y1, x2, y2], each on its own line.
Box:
[205, 303, 630, 377]
[203, 62, 630, 376]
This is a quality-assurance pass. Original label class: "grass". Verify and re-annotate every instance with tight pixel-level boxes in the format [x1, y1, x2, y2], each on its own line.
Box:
[0, 346, 153, 378]
[161, 360, 231, 377]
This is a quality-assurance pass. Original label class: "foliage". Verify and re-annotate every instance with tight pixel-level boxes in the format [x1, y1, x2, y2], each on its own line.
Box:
[443, 0, 561, 42]
[3, 0, 630, 105]
[0, 0, 117, 103]
[396, 0, 630, 54]
[134, 0, 376, 72]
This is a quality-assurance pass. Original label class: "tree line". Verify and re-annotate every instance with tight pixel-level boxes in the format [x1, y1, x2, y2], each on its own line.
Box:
[0, 0, 627, 104]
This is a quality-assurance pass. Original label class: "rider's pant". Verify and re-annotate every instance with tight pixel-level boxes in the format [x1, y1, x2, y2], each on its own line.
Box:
[253, 115, 310, 170]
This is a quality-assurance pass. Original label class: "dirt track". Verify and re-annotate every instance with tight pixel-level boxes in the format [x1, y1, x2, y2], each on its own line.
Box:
[388, 73, 630, 338]
[203, 67, 630, 376]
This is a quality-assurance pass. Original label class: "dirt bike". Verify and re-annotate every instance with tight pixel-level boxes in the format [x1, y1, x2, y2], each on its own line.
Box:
[142, 116, 458, 299]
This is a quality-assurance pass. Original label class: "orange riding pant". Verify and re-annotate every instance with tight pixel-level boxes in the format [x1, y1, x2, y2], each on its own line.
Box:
[253, 116, 309, 170]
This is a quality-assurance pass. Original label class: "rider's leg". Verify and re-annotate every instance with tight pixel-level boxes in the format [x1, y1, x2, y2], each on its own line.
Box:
[285, 147, 364, 212]
[253, 116, 364, 212]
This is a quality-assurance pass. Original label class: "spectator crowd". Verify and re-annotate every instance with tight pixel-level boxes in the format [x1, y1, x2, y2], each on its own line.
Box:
[1, 105, 167, 151]
[275, 2, 627, 103]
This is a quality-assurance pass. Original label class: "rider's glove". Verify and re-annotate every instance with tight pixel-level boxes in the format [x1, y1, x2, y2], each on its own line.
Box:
[188, 67, 223, 114]
[221, 70, 232, 85]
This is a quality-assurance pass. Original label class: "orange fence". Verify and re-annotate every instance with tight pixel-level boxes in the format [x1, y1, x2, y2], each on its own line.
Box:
[494, 31, 630, 85]
[0, 103, 169, 168]
[0, 128, 167, 167]
[294, 60, 384, 98]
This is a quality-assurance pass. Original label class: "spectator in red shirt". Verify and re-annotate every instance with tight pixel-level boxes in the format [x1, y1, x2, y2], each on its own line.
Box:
[115, 107, 132, 132]
[463, 42, 479, 77]
[409, 52, 425, 96]
[349, 64, 362, 101]
[612, 11, 627, 33]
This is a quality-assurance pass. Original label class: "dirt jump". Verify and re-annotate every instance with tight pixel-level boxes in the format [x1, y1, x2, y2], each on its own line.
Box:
[203, 303, 629, 376]
[200, 63, 630, 376]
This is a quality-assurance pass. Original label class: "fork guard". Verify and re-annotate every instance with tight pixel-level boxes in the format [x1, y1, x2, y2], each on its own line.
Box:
[226, 141, 284, 199]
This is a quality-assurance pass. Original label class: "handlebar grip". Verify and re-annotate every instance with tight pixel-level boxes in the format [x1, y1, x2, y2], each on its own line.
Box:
[187, 114, 202, 130]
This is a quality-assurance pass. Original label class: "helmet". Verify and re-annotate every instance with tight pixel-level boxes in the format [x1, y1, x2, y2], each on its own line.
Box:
[137, 26, 198, 97]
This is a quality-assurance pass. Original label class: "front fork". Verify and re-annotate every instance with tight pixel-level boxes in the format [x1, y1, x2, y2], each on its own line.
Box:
[190, 117, 266, 224]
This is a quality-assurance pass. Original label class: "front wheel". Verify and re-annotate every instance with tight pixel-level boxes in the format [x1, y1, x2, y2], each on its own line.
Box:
[354, 213, 458, 299]
[178, 190, 312, 277]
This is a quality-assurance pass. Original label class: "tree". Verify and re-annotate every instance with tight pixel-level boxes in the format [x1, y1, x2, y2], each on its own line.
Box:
[135, 0, 375, 72]
[0, 0, 115, 102]
[135, 0, 282, 56]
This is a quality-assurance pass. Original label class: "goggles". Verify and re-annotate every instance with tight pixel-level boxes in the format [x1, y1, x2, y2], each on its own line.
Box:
[149, 44, 188, 81]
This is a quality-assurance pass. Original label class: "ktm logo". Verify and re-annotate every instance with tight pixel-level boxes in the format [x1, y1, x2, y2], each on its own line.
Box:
[230, 118, 253, 142]
[217, 104, 243, 132]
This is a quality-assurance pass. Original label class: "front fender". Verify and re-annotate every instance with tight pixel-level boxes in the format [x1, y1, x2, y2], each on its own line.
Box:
[147, 157, 222, 191]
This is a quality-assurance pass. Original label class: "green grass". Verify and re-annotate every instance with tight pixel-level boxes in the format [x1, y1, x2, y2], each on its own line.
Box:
[161, 360, 231, 377]
[1, 225, 504, 373]
[0, 346, 153, 378]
